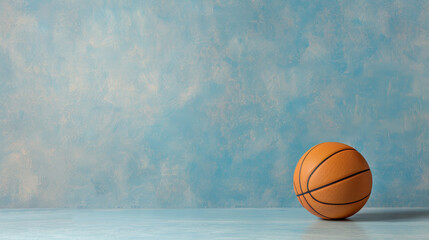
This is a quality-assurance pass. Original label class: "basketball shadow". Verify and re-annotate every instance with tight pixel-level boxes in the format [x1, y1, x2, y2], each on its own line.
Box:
[350, 208, 429, 222]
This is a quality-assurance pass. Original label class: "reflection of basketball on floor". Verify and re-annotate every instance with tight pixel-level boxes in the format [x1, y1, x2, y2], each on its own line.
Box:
[302, 219, 368, 240]
[293, 142, 372, 219]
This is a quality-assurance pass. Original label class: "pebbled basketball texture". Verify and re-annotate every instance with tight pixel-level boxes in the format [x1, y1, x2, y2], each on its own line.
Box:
[293, 142, 372, 219]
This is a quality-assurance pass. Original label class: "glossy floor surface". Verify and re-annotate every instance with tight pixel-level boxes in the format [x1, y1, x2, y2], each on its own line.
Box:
[0, 208, 427, 239]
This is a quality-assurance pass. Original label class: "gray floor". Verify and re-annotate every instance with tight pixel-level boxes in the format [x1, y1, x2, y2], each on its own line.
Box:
[0, 208, 427, 239]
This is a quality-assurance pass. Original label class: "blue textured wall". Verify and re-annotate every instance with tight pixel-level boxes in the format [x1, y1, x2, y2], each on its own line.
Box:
[0, 0, 428, 208]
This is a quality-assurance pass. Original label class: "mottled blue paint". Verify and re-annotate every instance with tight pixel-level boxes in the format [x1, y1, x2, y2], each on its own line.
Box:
[0, 0, 428, 208]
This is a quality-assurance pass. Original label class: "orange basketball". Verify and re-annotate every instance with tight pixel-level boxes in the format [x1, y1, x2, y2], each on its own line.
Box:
[293, 142, 372, 219]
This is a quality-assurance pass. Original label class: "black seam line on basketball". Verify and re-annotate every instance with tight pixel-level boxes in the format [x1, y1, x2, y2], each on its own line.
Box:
[293, 182, 304, 206]
[301, 193, 329, 219]
[298, 143, 332, 219]
[298, 144, 321, 194]
[310, 192, 371, 206]
[301, 147, 355, 219]
[306, 148, 355, 198]
[298, 144, 326, 218]
[306, 148, 368, 207]
[296, 169, 370, 197]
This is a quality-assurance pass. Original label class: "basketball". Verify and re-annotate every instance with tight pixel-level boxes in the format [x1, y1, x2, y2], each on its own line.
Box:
[293, 142, 372, 219]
